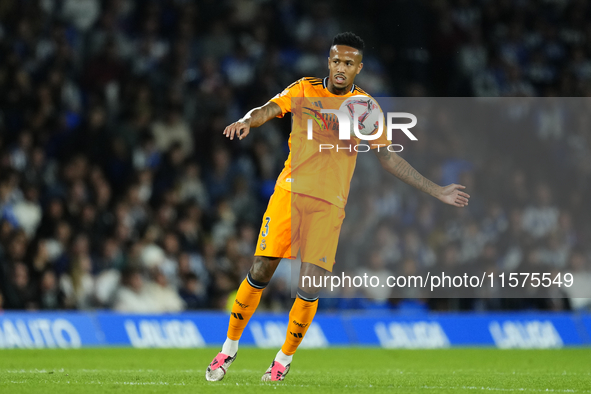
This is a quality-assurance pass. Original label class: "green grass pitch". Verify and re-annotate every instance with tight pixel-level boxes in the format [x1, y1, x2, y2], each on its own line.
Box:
[0, 348, 589, 393]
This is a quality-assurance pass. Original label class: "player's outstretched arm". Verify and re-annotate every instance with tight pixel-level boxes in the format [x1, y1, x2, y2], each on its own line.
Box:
[374, 149, 470, 207]
[223, 101, 282, 141]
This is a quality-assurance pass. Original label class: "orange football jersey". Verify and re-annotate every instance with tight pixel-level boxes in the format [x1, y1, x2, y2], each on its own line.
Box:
[269, 77, 390, 208]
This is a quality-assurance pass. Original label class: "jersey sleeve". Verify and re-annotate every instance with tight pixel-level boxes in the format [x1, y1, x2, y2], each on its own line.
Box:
[269, 79, 305, 118]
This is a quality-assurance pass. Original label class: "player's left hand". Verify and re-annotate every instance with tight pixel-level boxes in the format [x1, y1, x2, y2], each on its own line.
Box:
[438, 184, 470, 207]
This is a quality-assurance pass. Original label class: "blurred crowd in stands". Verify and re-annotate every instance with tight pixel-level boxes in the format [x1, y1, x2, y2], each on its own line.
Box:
[0, 0, 589, 312]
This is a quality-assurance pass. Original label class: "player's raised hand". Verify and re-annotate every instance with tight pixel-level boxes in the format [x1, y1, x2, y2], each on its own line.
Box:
[438, 184, 470, 207]
[223, 118, 251, 141]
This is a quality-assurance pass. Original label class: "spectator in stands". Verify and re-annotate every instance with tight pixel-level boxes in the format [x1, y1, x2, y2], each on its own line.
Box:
[4, 262, 37, 310]
[113, 267, 156, 313]
[60, 254, 95, 310]
[151, 102, 193, 156]
[179, 273, 208, 310]
[0, 0, 589, 313]
[144, 267, 185, 313]
[38, 269, 63, 310]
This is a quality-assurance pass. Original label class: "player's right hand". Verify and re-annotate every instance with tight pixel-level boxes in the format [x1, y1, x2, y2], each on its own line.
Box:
[223, 119, 251, 141]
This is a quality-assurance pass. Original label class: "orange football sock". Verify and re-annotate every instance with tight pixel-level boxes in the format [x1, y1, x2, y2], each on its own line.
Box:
[281, 296, 318, 356]
[227, 273, 267, 341]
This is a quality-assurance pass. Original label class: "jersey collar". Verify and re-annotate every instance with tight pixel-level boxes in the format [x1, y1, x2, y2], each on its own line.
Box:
[323, 77, 356, 93]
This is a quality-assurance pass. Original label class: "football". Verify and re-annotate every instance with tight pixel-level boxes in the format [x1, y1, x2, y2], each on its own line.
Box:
[339, 95, 383, 137]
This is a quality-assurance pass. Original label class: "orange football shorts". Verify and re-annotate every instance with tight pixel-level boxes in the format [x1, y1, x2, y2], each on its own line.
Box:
[254, 186, 345, 272]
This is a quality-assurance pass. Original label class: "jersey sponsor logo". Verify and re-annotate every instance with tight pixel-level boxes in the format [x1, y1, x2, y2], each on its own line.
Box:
[489, 320, 563, 348]
[260, 239, 267, 251]
[303, 106, 331, 130]
[304, 100, 346, 132]
[319, 257, 327, 263]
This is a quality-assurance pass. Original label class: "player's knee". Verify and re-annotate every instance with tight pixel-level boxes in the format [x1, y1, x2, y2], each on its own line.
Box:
[298, 262, 328, 295]
[296, 287, 320, 302]
[298, 279, 323, 296]
[249, 256, 281, 283]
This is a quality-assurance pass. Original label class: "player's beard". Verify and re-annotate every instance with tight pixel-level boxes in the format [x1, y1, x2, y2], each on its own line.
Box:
[333, 86, 348, 94]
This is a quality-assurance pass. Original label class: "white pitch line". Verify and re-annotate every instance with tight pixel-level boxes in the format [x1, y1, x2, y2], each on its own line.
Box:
[3, 368, 589, 376]
[1, 368, 262, 374]
[4, 380, 589, 393]
[418, 386, 589, 393]
[6, 381, 186, 386]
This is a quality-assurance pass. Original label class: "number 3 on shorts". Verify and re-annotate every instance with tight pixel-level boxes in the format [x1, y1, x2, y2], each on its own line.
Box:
[261, 216, 271, 237]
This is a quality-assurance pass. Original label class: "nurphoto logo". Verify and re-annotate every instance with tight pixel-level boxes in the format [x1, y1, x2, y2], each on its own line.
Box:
[305, 96, 418, 152]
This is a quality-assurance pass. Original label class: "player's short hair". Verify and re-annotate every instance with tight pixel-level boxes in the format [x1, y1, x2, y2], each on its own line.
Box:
[331, 32, 364, 54]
